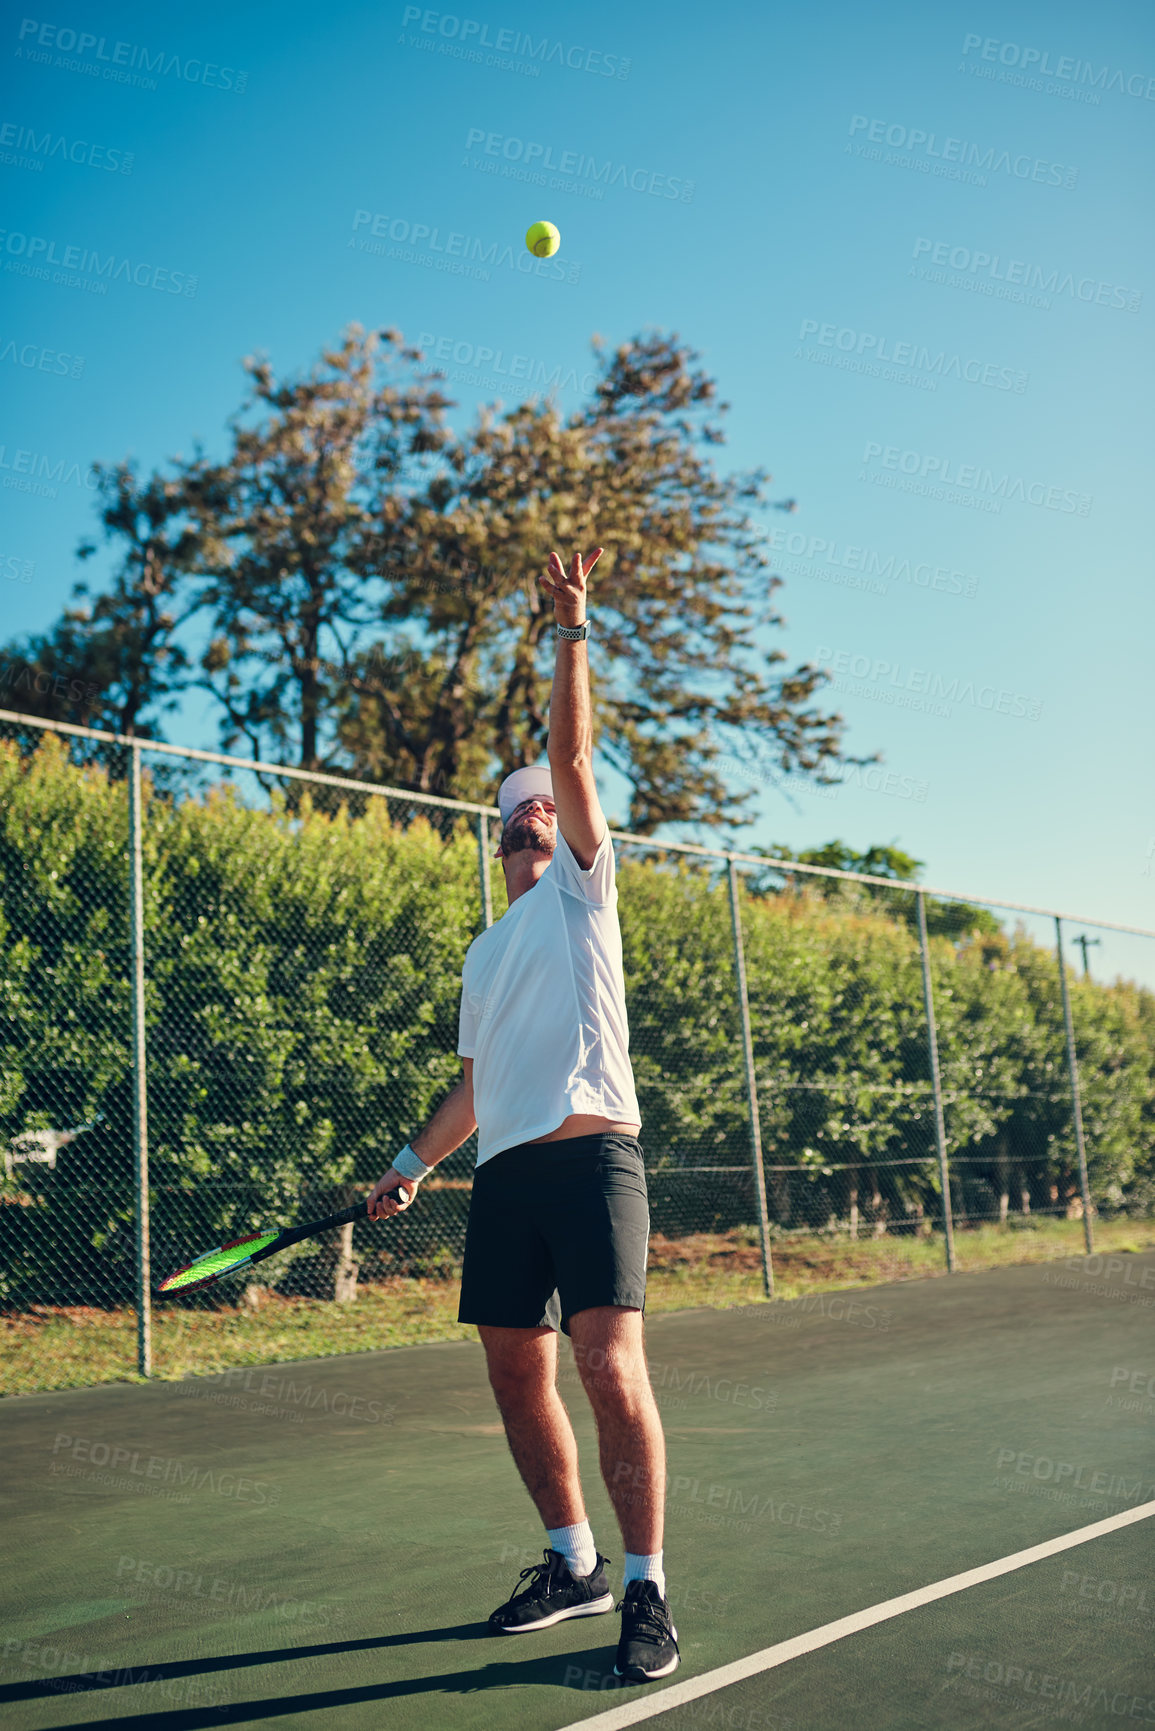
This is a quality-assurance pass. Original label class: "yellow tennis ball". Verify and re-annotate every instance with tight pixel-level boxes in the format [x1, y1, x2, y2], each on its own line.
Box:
[525, 221, 560, 258]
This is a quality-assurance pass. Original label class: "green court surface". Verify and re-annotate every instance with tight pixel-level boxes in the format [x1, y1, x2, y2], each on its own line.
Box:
[3, 1251, 1154, 1730]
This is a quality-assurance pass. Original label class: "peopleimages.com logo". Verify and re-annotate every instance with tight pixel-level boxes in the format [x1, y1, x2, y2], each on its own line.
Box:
[946, 1652, 1155, 1725]
[116, 1555, 335, 1625]
[960, 33, 1155, 102]
[847, 114, 1077, 188]
[0, 228, 197, 295]
[462, 128, 694, 201]
[993, 1446, 1155, 1505]
[399, 8, 631, 79]
[797, 318, 1027, 393]
[1, 550, 36, 583]
[860, 442, 1092, 516]
[350, 209, 580, 284]
[1060, 1568, 1154, 1620]
[0, 119, 134, 173]
[416, 329, 597, 396]
[0, 659, 97, 701]
[1, 336, 85, 377]
[911, 238, 1141, 313]
[49, 1433, 281, 1505]
[1, 1637, 229, 1715]
[717, 757, 841, 803]
[14, 18, 248, 92]
[815, 646, 1043, 721]
[767, 528, 978, 599]
[0, 442, 99, 498]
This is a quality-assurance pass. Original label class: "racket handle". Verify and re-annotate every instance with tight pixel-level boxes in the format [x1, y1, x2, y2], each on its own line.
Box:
[158, 1188, 416, 1290]
[312, 1188, 412, 1233]
[304, 1188, 412, 1234]
[325, 1200, 375, 1231]
[308, 1188, 410, 1233]
[249, 1190, 411, 1264]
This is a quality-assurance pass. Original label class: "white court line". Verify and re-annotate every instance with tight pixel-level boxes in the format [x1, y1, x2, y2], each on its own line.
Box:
[555, 1500, 1155, 1730]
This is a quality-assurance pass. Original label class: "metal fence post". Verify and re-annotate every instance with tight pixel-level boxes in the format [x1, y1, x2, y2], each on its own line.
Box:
[1055, 917, 1094, 1255]
[477, 812, 493, 930]
[916, 890, 956, 1272]
[727, 859, 774, 1298]
[128, 741, 152, 1377]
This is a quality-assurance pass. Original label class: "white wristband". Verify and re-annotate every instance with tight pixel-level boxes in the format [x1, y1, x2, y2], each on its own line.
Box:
[393, 1143, 433, 1183]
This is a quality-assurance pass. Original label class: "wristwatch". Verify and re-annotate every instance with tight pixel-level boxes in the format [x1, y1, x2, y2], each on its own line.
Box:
[556, 621, 590, 641]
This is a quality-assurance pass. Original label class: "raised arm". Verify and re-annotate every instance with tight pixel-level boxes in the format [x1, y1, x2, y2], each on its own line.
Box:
[540, 545, 606, 871]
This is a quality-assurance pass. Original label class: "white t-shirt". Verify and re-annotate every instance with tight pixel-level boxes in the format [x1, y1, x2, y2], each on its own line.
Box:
[457, 823, 642, 1165]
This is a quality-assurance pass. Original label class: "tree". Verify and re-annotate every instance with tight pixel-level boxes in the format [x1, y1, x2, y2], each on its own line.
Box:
[192, 327, 454, 771]
[344, 329, 866, 828]
[1, 325, 865, 829]
[0, 463, 200, 743]
[744, 839, 1001, 939]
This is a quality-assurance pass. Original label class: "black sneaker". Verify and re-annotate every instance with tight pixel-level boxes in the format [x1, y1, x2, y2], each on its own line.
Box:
[489, 1548, 614, 1633]
[614, 1579, 680, 1682]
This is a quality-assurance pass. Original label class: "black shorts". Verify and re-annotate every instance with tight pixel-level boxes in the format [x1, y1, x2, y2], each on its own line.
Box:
[457, 1133, 649, 1336]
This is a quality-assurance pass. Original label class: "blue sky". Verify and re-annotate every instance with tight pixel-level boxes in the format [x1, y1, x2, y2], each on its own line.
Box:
[2, 0, 1152, 982]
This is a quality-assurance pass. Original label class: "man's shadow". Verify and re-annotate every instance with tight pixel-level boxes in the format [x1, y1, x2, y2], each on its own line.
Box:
[1, 1621, 641, 1727]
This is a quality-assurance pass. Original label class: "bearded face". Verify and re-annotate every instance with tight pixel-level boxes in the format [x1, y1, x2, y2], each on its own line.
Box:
[500, 797, 557, 859]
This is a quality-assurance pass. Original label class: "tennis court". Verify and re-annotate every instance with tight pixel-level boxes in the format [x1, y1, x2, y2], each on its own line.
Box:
[3, 1247, 1153, 1730]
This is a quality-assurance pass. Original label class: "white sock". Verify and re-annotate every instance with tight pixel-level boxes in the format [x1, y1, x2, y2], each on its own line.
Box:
[624, 1550, 666, 1596]
[547, 1520, 597, 1578]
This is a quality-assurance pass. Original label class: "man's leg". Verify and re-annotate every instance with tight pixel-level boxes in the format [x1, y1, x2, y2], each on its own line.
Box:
[480, 1322, 615, 1632]
[569, 1305, 679, 1681]
[568, 1306, 665, 1553]
[478, 1323, 587, 1528]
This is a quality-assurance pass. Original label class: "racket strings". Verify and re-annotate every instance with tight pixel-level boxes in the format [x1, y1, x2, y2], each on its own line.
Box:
[158, 1232, 281, 1292]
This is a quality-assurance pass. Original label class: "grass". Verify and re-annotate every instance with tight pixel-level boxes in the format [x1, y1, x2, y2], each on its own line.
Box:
[3, 1215, 1152, 1398]
[646, 1214, 1155, 1306]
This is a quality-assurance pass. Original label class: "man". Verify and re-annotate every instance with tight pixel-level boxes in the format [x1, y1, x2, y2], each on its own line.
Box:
[367, 545, 678, 1684]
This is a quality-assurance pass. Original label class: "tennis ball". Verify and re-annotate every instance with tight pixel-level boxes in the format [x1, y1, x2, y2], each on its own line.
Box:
[525, 221, 561, 258]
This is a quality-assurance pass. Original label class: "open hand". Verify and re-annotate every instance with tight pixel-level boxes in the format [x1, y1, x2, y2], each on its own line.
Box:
[538, 547, 603, 623]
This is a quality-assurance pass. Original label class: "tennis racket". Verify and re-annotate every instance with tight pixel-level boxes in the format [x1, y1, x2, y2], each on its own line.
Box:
[155, 1188, 411, 1296]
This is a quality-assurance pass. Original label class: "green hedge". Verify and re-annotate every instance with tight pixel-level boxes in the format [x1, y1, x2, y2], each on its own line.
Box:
[1, 737, 1152, 1304]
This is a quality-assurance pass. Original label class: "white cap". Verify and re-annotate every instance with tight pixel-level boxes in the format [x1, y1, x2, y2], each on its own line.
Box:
[497, 762, 554, 824]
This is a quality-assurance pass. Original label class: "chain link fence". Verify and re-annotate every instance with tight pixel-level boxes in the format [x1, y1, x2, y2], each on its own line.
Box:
[3, 708, 1154, 1393]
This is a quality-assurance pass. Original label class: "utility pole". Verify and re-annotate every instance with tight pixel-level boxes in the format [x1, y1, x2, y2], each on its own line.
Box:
[1072, 933, 1101, 979]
